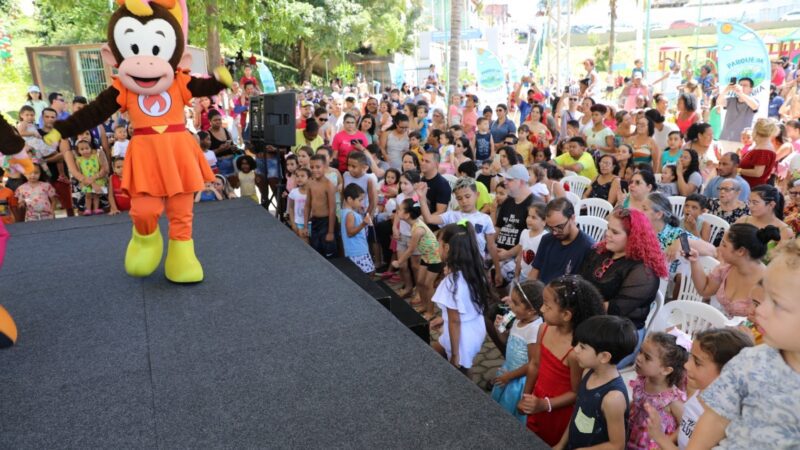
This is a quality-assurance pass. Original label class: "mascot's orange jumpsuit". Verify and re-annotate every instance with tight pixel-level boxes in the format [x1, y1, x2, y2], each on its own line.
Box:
[46, 0, 231, 283]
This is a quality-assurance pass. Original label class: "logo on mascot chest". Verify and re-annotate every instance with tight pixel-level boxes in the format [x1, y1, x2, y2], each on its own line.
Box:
[138, 92, 173, 117]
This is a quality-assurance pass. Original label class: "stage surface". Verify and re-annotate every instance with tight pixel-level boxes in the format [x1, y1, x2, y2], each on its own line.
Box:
[0, 200, 546, 448]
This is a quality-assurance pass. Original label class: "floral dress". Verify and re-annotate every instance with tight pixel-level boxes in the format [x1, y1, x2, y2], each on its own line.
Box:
[15, 181, 56, 221]
[627, 375, 687, 449]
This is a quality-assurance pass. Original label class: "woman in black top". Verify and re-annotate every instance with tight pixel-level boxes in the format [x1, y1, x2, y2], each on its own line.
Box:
[208, 109, 235, 176]
[584, 154, 622, 205]
[578, 207, 667, 367]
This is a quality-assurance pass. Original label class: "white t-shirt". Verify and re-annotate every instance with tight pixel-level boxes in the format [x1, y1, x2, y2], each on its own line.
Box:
[584, 126, 614, 150]
[438, 210, 496, 258]
[529, 182, 549, 200]
[203, 149, 217, 168]
[288, 187, 307, 226]
[677, 391, 703, 449]
[433, 272, 487, 369]
[112, 140, 129, 158]
[518, 229, 547, 280]
[662, 70, 683, 101]
[653, 122, 678, 152]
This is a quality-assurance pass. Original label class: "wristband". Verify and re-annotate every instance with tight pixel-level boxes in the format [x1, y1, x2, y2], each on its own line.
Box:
[545, 396, 552, 413]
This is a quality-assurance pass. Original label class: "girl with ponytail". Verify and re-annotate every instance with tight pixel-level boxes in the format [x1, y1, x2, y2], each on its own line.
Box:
[431, 221, 492, 373]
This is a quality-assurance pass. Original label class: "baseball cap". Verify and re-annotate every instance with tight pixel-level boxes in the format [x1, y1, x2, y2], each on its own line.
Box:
[28, 85, 41, 93]
[501, 164, 530, 182]
[301, 100, 313, 107]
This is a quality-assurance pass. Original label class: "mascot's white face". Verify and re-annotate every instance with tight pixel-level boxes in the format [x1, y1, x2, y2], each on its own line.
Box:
[101, 13, 192, 95]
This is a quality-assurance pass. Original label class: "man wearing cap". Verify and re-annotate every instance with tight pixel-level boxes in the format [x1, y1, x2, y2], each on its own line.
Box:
[622, 73, 650, 111]
[24, 85, 48, 123]
[494, 164, 535, 281]
[297, 100, 315, 130]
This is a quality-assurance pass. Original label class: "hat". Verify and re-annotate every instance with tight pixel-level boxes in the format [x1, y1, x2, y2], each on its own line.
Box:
[28, 85, 41, 93]
[501, 164, 530, 182]
[301, 100, 313, 107]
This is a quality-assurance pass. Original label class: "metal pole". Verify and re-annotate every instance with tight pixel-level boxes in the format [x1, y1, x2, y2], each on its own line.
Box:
[644, 0, 651, 72]
[694, 0, 703, 68]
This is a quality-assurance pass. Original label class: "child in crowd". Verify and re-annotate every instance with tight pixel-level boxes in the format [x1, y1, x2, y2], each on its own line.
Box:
[658, 165, 679, 196]
[390, 171, 421, 298]
[195, 175, 226, 202]
[492, 280, 545, 421]
[519, 276, 605, 446]
[377, 168, 400, 215]
[516, 125, 533, 165]
[450, 124, 464, 143]
[416, 103, 429, 141]
[314, 147, 343, 214]
[425, 129, 442, 152]
[533, 148, 551, 163]
[515, 203, 548, 281]
[341, 183, 375, 274]
[15, 162, 56, 221]
[392, 198, 441, 317]
[18, 106, 64, 181]
[343, 151, 376, 217]
[477, 159, 494, 190]
[305, 154, 338, 258]
[554, 315, 638, 450]
[107, 158, 130, 215]
[0, 168, 18, 224]
[645, 328, 754, 449]
[489, 181, 509, 224]
[690, 240, 800, 448]
[288, 167, 310, 241]
[431, 222, 490, 372]
[231, 155, 260, 203]
[284, 154, 299, 195]
[437, 131, 456, 175]
[627, 332, 689, 449]
[683, 193, 711, 241]
[661, 131, 683, 170]
[739, 127, 753, 156]
[75, 139, 107, 216]
[198, 131, 218, 173]
[416, 177, 501, 280]
[456, 161, 491, 212]
[474, 117, 494, 162]
[296, 146, 313, 169]
[408, 131, 424, 162]
[111, 124, 129, 159]
[528, 165, 550, 202]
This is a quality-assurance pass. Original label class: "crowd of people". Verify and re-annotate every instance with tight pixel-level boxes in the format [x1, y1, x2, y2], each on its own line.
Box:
[3, 56, 800, 448]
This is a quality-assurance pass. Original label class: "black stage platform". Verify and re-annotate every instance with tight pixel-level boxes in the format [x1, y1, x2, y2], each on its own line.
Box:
[0, 200, 546, 448]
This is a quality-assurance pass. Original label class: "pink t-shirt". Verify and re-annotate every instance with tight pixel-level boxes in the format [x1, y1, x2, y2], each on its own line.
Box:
[462, 108, 478, 140]
[332, 131, 368, 172]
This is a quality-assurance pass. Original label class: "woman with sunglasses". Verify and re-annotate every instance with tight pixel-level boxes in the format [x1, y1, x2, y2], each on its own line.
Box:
[578, 208, 668, 367]
[618, 169, 656, 210]
[491, 104, 517, 144]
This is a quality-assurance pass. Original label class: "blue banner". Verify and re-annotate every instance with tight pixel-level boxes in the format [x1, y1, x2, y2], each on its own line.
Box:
[388, 62, 404, 87]
[256, 62, 276, 93]
[476, 48, 504, 93]
[716, 21, 770, 118]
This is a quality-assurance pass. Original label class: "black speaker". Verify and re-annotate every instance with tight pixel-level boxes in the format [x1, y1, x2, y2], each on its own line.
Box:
[375, 280, 430, 344]
[249, 92, 296, 147]
[330, 257, 391, 309]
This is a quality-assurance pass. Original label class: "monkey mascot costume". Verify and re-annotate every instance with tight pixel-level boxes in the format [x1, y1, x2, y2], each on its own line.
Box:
[45, 0, 232, 283]
[0, 115, 22, 347]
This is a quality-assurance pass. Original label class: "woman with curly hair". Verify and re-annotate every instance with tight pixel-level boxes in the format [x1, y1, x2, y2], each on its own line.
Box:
[578, 207, 668, 367]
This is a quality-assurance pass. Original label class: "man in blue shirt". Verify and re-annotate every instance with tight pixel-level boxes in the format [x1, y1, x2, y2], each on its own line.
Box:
[703, 153, 750, 202]
[530, 198, 594, 284]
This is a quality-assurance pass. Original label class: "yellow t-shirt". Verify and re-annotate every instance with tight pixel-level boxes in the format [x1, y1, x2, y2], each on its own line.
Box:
[516, 141, 533, 165]
[292, 130, 324, 154]
[476, 181, 491, 211]
[555, 151, 598, 180]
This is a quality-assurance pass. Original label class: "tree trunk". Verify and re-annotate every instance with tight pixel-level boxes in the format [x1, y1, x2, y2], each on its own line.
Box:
[206, 0, 221, 70]
[608, 0, 616, 75]
[297, 39, 315, 82]
[448, 0, 463, 106]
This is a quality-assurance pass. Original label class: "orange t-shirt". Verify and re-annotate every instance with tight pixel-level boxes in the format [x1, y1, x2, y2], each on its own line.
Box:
[114, 71, 214, 197]
[0, 187, 17, 224]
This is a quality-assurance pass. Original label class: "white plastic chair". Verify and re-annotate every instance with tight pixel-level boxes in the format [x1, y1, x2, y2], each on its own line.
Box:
[675, 256, 720, 302]
[565, 191, 581, 215]
[668, 195, 686, 219]
[562, 175, 592, 198]
[576, 216, 608, 242]
[654, 173, 662, 183]
[700, 213, 730, 245]
[579, 198, 614, 220]
[650, 300, 729, 338]
[644, 291, 665, 333]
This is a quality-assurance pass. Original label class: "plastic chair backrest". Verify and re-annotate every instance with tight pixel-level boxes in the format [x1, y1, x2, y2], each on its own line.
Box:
[562, 175, 592, 198]
[579, 198, 614, 220]
[700, 212, 730, 245]
[565, 191, 581, 214]
[676, 256, 720, 302]
[644, 291, 665, 333]
[576, 216, 608, 243]
[651, 300, 729, 338]
[668, 195, 686, 219]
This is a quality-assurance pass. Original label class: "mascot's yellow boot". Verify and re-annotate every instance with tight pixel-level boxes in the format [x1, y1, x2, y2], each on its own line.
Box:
[164, 239, 203, 283]
[125, 226, 164, 277]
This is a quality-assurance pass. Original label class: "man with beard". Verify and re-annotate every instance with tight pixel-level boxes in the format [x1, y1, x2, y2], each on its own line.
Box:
[529, 197, 594, 283]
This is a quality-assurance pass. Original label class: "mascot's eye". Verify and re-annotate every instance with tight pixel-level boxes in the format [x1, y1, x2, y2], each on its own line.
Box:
[131, 44, 139, 55]
[153, 46, 160, 56]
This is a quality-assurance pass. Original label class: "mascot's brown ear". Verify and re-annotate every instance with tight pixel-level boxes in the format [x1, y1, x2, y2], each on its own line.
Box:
[178, 51, 193, 71]
[101, 43, 118, 67]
